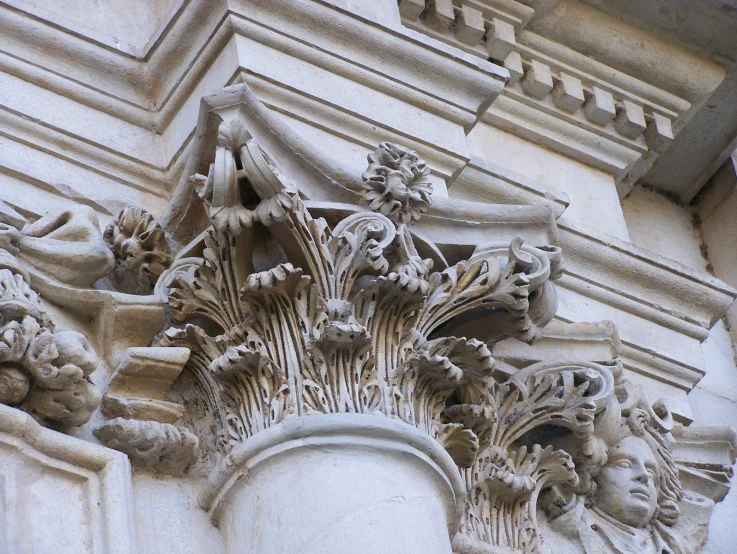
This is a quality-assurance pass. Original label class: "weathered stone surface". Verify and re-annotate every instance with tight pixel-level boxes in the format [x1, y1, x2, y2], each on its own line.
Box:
[0, 403, 136, 553]
[95, 418, 199, 476]
[0, 252, 102, 427]
[0, 1, 736, 552]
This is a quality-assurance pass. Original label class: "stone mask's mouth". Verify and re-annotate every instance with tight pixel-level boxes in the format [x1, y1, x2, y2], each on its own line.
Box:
[629, 486, 650, 500]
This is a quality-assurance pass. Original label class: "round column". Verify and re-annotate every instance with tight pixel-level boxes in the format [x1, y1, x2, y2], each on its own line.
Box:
[202, 414, 465, 554]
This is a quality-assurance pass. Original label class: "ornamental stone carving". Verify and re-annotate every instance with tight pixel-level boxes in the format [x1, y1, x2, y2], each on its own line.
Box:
[94, 417, 199, 475]
[139, 88, 732, 551]
[3, 2, 737, 552]
[0, 205, 113, 428]
[361, 141, 433, 223]
[94, 346, 198, 475]
[149, 108, 673, 552]
[0, 251, 101, 426]
[161, 132, 564, 458]
[104, 207, 173, 295]
[535, 377, 709, 554]
[447, 359, 616, 553]
[0, 75, 730, 553]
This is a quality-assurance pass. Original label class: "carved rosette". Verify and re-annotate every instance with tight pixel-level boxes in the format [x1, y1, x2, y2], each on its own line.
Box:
[159, 121, 628, 550]
[104, 207, 173, 294]
[361, 141, 433, 223]
[0, 253, 101, 426]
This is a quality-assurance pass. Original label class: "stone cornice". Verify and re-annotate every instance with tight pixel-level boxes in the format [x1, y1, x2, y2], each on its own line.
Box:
[0, 0, 507, 135]
[400, 0, 726, 195]
[558, 218, 737, 339]
[1, 0, 726, 218]
[449, 156, 737, 347]
[0, 0, 190, 59]
[449, 155, 570, 218]
[481, 94, 644, 179]
[0, 0, 729, 212]
[0, 0, 508, 220]
[552, 218, 737, 421]
[521, 0, 724, 103]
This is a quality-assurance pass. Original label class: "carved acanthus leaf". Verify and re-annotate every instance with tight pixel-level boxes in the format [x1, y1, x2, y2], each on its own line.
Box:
[437, 422, 480, 468]
[444, 361, 616, 553]
[162, 131, 571, 553]
[169, 230, 250, 331]
[95, 418, 199, 476]
[462, 444, 579, 551]
[163, 132, 566, 462]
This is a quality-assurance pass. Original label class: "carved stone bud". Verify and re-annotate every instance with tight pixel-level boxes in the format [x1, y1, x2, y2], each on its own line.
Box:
[54, 329, 99, 377]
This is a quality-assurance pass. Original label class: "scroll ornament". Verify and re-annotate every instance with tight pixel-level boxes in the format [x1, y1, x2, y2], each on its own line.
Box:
[450, 360, 617, 553]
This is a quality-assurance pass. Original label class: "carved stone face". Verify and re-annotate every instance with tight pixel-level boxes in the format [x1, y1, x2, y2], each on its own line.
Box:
[594, 435, 659, 528]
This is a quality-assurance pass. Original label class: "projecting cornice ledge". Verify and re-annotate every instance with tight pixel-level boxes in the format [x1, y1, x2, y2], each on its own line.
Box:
[401, 0, 727, 196]
[0, 0, 508, 135]
[553, 217, 737, 422]
[0, 0, 510, 220]
[557, 218, 737, 342]
[162, 82, 557, 256]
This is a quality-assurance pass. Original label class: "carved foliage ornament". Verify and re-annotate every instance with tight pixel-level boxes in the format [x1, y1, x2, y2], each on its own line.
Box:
[104, 207, 173, 295]
[452, 359, 616, 552]
[0, 251, 100, 426]
[153, 116, 655, 552]
[164, 122, 562, 445]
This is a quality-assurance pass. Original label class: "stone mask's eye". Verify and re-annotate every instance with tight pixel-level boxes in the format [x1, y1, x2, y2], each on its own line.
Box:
[614, 459, 632, 469]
